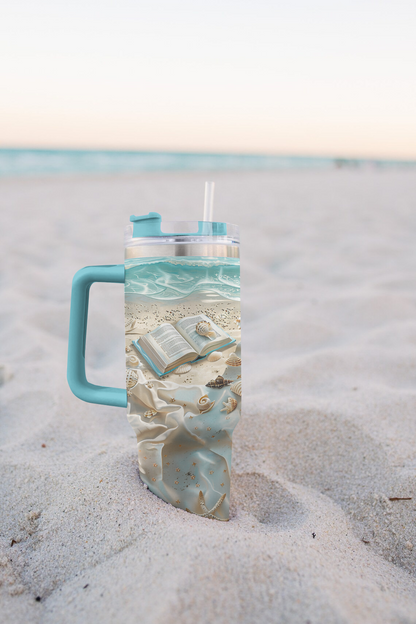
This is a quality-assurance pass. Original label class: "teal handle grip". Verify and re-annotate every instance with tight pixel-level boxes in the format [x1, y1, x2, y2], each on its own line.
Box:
[67, 264, 127, 408]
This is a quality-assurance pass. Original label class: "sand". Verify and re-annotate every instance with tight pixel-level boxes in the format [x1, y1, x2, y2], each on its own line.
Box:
[1, 168, 416, 623]
[125, 294, 241, 385]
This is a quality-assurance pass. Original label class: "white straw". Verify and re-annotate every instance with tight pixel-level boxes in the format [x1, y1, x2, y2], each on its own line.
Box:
[203, 181, 215, 221]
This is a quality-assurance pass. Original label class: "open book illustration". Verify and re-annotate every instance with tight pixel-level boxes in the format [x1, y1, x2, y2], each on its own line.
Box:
[132, 314, 235, 376]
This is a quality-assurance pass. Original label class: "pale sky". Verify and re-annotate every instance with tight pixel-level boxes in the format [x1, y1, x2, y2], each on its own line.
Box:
[1, 0, 415, 157]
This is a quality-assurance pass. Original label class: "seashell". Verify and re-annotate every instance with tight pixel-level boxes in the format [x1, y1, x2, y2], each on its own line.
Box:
[196, 321, 216, 338]
[221, 397, 238, 414]
[205, 375, 233, 389]
[175, 363, 192, 375]
[207, 351, 222, 362]
[197, 394, 215, 413]
[230, 380, 242, 397]
[125, 319, 138, 333]
[126, 369, 139, 389]
[126, 354, 140, 367]
[144, 409, 157, 419]
[225, 353, 241, 367]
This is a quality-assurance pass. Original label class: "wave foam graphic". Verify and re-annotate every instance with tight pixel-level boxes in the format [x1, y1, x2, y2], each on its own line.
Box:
[125, 257, 240, 301]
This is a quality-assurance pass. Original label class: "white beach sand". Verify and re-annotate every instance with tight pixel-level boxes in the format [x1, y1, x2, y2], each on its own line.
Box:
[125, 294, 241, 384]
[1, 168, 416, 623]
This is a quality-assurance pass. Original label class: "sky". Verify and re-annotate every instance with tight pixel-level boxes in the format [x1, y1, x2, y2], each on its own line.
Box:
[1, 0, 415, 158]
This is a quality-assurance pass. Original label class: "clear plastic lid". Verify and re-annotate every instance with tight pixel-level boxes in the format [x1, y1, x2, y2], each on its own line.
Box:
[125, 216, 240, 248]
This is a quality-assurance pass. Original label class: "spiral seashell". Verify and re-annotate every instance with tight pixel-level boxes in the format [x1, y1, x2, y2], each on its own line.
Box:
[125, 319, 138, 333]
[206, 375, 233, 388]
[220, 397, 238, 414]
[175, 363, 192, 375]
[126, 369, 139, 389]
[197, 395, 215, 413]
[207, 351, 221, 362]
[196, 321, 215, 338]
[225, 353, 241, 367]
[230, 380, 242, 397]
[144, 409, 157, 419]
[126, 354, 140, 367]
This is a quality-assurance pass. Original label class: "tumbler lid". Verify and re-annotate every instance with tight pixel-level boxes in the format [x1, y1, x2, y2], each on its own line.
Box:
[130, 212, 227, 238]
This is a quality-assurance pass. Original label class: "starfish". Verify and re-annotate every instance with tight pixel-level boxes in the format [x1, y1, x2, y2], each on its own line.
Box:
[186, 490, 227, 521]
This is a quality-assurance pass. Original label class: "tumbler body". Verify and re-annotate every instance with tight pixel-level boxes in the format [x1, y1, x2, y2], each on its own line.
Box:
[124, 219, 240, 520]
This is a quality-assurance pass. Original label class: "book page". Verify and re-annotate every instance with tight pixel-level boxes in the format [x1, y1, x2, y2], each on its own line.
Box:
[175, 314, 229, 356]
[141, 323, 196, 367]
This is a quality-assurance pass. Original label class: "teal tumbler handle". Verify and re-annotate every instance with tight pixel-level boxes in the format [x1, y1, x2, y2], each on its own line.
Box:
[67, 264, 127, 408]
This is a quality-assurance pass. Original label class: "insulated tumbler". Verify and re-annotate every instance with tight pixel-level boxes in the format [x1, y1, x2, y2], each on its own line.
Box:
[68, 212, 241, 521]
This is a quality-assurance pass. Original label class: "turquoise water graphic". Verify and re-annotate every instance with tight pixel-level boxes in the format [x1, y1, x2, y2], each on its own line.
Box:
[1, 148, 415, 177]
[125, 256, 240, 301]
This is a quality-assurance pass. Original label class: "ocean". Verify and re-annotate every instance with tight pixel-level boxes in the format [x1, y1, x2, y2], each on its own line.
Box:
[0, 148, 414, 177]
[125, 256, 240, 302]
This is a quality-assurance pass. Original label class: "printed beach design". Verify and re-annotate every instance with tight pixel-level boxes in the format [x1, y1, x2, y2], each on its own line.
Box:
[125, 256, 241, 521]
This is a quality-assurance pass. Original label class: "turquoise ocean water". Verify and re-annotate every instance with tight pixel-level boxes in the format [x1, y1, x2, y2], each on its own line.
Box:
[125, 257, 240, 302]
[1, 148, 415, 177]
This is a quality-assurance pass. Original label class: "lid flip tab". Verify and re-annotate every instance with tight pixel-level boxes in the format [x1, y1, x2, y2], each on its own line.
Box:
[130, 213, 227, 238]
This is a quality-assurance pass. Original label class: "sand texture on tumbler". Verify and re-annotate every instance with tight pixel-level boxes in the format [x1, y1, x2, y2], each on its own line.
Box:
[1, 170, 416, 623]
[124, 256, 241, 519]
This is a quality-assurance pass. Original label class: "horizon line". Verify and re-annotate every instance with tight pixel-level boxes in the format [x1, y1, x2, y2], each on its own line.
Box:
[1, 146, 416, 164]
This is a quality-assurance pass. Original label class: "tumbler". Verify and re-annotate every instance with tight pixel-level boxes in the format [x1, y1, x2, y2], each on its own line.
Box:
[68, 209, 241, 521]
